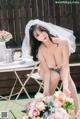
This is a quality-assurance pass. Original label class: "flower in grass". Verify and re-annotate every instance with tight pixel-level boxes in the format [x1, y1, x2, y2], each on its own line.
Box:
[53, 91, 66, 102]
[47, 109, 69, 119]
[22, 115, 29, 119]
[55, 108, 69, 119]
[34, 92, 44, 99]
[35, 101, 45, 111]
[47, 113, 55, 119]
[54, 98, 63, 107]
[24, 91, 75, 119]
[28, 107, 40, 118]
[53, 91, 67, 108]
[62, 99, 75, 115]
[65, 97, 74, 104]
[34, 117, 43, 119]
[53, 90, 75, 115]
[28, 100, 45, 118]
[76, 109, 80, 119]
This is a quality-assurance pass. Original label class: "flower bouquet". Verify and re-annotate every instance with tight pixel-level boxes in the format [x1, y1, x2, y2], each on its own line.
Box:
[0, 30, 12, 42]
[23, 91, 76, 119]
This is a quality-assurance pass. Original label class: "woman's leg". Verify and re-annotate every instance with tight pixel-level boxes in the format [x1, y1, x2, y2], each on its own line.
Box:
[43, 70, 51, 96]
[42, 70, 60, 96]
[68, 74, 79, 113]
[50, 71, 60, 94]
[38, 65, 51, 96]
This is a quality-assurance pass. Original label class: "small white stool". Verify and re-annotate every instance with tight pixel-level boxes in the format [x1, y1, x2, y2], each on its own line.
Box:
[27, 72, 44, 92]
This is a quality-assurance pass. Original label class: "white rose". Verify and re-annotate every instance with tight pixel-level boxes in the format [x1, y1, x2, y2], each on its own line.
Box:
[36, 102, 45, 111]
[65, 97, 74, 103]
[35, 92, 44, 99]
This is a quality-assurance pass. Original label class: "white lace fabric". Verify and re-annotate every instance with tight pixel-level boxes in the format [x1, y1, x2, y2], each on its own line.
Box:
[22, 19, 76, 59]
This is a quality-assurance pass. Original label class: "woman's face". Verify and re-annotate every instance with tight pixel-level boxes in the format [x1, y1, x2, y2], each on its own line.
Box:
[33, 29, 49, 42]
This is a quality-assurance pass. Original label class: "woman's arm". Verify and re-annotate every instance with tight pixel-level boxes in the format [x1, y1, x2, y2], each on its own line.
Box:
[38, 49, 51, 95]
[60, 40, 70, 95]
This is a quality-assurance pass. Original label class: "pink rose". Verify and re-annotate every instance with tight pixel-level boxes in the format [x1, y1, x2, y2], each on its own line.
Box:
[47, 114, 55, 119]
[29, 107, 40, 117]
[76, 109, 80, 119]
[54, 99, 63, 107]
[53, 91, 66, 102]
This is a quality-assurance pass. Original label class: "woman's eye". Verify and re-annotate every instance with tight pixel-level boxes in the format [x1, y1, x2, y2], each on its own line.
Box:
[35, 33, 40, 37]
[36, 34, 39, 37]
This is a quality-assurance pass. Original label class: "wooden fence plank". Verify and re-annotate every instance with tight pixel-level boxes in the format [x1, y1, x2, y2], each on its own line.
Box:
[0, 0, 8, 30]
[49, 0, 55, 23]
[43, 0, 50, 21]
[24, 0, 32, 21]
[37, 0, 44, 20]
[31, 0, 37, 18]
[72, 3, 80, 43]
[55, 3, 60, 25]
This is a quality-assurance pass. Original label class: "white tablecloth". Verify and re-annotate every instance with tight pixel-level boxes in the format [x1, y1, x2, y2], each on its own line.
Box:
[0, 59, 39, 72]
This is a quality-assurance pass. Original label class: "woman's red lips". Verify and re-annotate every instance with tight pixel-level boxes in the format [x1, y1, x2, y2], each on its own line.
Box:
[44, 37, 46, 40]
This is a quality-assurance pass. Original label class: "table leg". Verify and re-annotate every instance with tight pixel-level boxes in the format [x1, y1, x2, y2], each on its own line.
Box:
[15, 63, 38, 100]
[14, 71, 31, 99]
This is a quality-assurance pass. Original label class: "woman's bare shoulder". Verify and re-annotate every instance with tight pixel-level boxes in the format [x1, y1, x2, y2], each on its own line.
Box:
[60, 39, 69, 47]
[52, 37, 68, 46]
[60, 39, 69, 53]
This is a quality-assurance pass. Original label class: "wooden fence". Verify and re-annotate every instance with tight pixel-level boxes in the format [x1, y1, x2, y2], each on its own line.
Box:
[0, 0, 80, 47]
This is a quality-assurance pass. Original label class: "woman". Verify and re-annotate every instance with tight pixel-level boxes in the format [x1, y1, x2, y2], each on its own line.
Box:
[28, 24, 79, 113]
[22, 19, 79, 113]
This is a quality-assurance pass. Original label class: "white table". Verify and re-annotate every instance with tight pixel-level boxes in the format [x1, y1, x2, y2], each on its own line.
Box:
[0, 59, 39, 100]
[0, 61, 79, 100]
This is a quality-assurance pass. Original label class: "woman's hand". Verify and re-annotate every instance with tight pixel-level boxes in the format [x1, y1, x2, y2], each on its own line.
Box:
[63, 88, 71, 97]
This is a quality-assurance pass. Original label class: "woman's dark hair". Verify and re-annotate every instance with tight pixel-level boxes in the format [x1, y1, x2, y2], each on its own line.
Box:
[29, 24, 54, 61]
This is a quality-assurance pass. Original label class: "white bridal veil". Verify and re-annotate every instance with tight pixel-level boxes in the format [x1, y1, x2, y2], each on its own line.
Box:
[22, 19, 76, 60]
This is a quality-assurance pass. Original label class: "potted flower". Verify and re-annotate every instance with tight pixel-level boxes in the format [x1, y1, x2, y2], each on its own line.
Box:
[0, 30, 12, 42]
[0, 30, 13, 62]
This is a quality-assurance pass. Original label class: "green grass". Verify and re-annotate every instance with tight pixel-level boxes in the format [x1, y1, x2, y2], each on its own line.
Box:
[0, 93, 35, 119]
[0, 94, 80, 119]
[0, 99, 31, 119]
